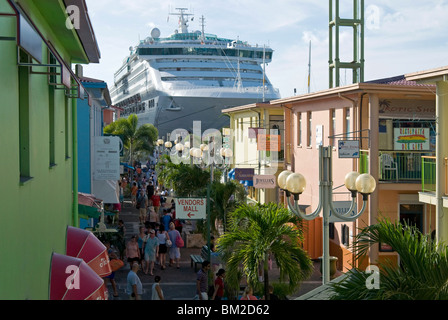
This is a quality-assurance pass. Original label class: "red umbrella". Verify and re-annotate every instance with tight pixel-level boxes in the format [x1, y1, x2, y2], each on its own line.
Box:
[49, 253, 108, 300]
[66, 226, 112, 277]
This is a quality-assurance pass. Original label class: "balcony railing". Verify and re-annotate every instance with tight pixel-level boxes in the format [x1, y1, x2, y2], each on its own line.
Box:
[379, 151, 434, 182]
[421, 156, 436, 193]
[421, 156, 448, 195]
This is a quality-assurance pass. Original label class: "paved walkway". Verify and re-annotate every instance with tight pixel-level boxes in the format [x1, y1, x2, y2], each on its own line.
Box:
[105, 198, 327, 300]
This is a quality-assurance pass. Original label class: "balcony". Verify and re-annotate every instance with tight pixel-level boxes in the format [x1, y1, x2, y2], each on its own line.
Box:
[379, 151, 435, 182]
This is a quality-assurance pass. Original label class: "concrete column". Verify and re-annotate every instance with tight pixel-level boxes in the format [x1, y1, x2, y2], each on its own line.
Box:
[368, 93, 379, 264]
[436, 81, 448, 243]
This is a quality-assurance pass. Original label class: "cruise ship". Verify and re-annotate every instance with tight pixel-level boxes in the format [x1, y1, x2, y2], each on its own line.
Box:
[110, 8, 281, 139]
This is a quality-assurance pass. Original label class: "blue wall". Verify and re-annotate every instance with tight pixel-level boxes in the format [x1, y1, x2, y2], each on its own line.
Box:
[77, 98, 91, 194]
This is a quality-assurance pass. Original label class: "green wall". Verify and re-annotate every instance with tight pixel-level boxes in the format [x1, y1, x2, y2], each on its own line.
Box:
[0, 0, 77, 299]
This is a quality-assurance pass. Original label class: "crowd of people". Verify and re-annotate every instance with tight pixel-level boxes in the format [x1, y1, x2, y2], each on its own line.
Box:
[105, 160, 281, 301]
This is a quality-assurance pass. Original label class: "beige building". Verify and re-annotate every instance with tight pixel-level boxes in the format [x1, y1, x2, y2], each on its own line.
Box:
[271, 76, 436, 271]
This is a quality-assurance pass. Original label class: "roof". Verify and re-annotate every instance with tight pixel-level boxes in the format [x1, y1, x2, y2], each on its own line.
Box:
[221, 102, 281, 114]
[365, 75, 435, 87]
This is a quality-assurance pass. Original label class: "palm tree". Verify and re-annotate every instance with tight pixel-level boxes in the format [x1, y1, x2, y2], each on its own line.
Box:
[217, 203, 314, 300]
[104, 114, 158, 165]
[330, 218, 448, 300]
[210, 180, 246, 234]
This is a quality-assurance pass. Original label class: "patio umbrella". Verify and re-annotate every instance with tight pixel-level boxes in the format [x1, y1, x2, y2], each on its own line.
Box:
[49, 253, 108, 300]
[66, 226, 112, 277]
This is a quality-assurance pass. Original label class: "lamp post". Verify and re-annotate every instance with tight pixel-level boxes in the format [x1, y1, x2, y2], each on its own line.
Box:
[185, 137, 232, 285]
[278, 145, 376, 285]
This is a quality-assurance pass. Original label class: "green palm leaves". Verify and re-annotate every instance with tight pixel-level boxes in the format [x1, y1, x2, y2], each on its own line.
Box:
[104, 114, 158, 164]
[330, 218, 448, 300]
[217, 203, 314, 299]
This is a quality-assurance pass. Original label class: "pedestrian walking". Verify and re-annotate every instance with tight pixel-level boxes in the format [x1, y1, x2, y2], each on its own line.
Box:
[144, 229, 159, 275]
[137, 226, 147, 269]
[152, 275, 164, 300]
[116, 219, 126, 260]
[194, 260, 210, 300]
[125, 235, 141, 268]
[156, 224, 169, 270]
[131, 182, 138, 207]
[104, 241, 119, 298]
[126, 263, 143, 300]
[136, 188, 148, 224]
[161, 209, 172, 233]
[151, 192, 161, 217]
[148, 206, 158, 229]
[168, 222, 181, 269]
[211, 268, 225, 300]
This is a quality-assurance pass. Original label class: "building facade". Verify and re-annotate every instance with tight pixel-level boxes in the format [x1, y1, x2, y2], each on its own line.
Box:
[0, 0, 100, 299]
[271, 77, 436, 271]
[222, 103, 285, 205]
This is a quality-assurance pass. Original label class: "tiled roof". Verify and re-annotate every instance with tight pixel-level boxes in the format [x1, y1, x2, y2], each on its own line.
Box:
[365, 75, 435, 87]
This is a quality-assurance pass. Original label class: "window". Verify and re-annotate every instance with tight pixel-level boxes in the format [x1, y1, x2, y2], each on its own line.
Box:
[48, 52, 56, 167]
[330, 109, 336, 147]
[345, 108, 351, 138]
[65, 97, 70, 159]
[18, 50, 32, 183]
[307, 112, 312, 147]
[297, 113, 302, 146]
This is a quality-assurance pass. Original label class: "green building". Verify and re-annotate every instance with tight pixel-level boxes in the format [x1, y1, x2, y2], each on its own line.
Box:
[0, 0, 100, 299]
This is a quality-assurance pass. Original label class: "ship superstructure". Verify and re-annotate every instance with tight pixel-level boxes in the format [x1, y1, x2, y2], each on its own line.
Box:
[110, 8, 281, 139]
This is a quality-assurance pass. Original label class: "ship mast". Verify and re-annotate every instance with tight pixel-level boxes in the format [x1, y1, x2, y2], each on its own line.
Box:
[169, 7, 193, 33]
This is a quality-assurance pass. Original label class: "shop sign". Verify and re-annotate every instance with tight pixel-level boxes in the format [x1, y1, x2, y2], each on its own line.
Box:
[338, 140, 360, 158]
[253, 175, 277, 189]
[394, 128, 430, 151]
[235, 168, 255, 180]
[175, 198, 207, 220]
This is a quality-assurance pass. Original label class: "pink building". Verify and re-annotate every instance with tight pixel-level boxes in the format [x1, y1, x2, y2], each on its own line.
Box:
[271, 76, 436, 271]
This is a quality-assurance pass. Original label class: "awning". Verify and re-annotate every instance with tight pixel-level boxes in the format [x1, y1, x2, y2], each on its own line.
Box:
[120, 162, 135, 170]
[66, 226, 112, 278]
[78, 204, 101, 219]
[240, 180, 253, 187]
[49, 253, 108, 300]
[78, 192, 102, 219]
[91, 180, 119, 204]
[78, 192, 102, 207]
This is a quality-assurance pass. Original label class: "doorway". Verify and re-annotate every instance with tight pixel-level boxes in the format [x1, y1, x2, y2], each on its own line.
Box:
[399, 204, 424, 233]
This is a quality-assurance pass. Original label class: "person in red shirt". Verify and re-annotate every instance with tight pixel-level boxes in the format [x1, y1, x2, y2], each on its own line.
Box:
[212, 269, 225, 300]
[151, 193, 161, 217]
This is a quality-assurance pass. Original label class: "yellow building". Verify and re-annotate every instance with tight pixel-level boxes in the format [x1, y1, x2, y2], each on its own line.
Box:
[222, 103, 285, 205]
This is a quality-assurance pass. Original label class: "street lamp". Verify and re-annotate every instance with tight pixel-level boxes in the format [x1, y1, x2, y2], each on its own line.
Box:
[191, 137, 232, 285]
[278, 145, 376, 284]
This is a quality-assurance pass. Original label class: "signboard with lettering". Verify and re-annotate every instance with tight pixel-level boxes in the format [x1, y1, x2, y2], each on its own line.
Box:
[329, 201, 358, 223]
[394, 128, 430, 151]
[338, 140, 360, 158]
[253, 175, 277, 189]
[175, 198, 207, 220]
[94, 136, 120, 181]
[235, 168, 255, 181]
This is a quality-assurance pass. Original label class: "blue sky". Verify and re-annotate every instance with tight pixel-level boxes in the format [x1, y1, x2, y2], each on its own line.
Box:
[83, 0, 448, 99]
